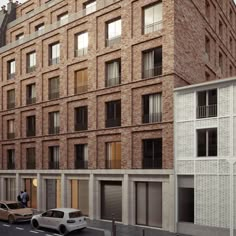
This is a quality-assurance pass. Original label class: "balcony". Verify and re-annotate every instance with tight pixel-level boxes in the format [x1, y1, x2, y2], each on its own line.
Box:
[48, 126, 60, 135]
[106, 118, 121, 128]
[75, 123, 87, 131]
[143, 65, 162, 79]
[7, 102, 15, 110]
[49, 57, 60, 66]
[48, 91, 59, 100]
[144, 21, 163, 34]
[106, 36, 121, 47]
[49, 161, 59, 169]
[8, 73, 15, 80]
[106, 77, 120, 87]
[7, 132, 15, 139]
[75, 160, 88, 169]
[27, 130, 36, 137]
[106, 160, 121, 169]
[142, 158, 162, 169]
[197, 104, 217, 119]
[26, 97, 36, 105]
[75, 47, 88, 57]
[26, 161, 36, 169]
[143, 113, 162, 124]
[7, 162, 15, 170]
[27, 66, 36, 73]
[75, 85, 88, 94]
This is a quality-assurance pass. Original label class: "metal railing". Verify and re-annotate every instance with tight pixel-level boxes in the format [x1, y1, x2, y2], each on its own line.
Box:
[74, 47, 88, 57]
[8, 73, 15, 80]
[75, 85, 88, 94]
[142, 158, 162, 169]
[7, 162, 15, 170]
[7, 102, 15, 109]
[49, 57, 60, 66]
[143, 113, 162, 124]
[48, 91, 59, 100]
[75, 160, 88, 169]
[26, 97, 36, 105]
[26, 161, 36, 169]
[27, 66, 36, 73]
[27, 130, 36, 137]
[49, 161, 59, 169]
[143, 21, 163, 34]
[7, 132, 15, 139]
[106, 118, 121, 128]
[106, 76, 120, 87]
[75, 123, 88, 131]
[197, 104, 217, 119]
[48, 126, 60, 135]
[142, 66, 162, 79]
[106, 160, 121, 169]
[0, 0, 120, 54]
[106, 36, 121, 47]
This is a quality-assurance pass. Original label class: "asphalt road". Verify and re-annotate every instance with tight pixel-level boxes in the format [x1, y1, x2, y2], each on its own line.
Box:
[0, 220, 104, 236]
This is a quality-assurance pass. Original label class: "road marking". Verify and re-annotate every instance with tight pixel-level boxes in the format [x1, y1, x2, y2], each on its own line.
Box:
[3, 224, 10, 227]
[16, 227, 24, 230]
[30, 230, 39, 233]
[45, 234, 53, 236]
[53, 234, 61, 236]
[36, 229, 44, 232]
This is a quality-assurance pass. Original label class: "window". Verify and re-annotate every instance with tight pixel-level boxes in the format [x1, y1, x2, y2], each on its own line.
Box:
[48, 146, 60, 169]
[7, 149, 15, 170]
[197, 128, 217, 157]
[46, 179, 61, 209]
[229, 36, 233, 53]
[143, 93, 162, 123]
[136, 182, 162, 227]
[75, 144, 88, 169]
[48, 77, 60, 100]
[75, 32, 88, 57]
[205, 36, 210, 60]
[205, 0, 210, 21]
[7, 60, 16, 80]
[26, 115, 36, 137]
[7, 89, 15, 109]
[143, 47, 162, 78]
[16, 33, 24, 41]
[26, 51, 36, 73]
[35, 23, 45, 32]
[106, 18, 121, 47]
[229, 9, 233, 24]
[57, 12, 68, 25]
[143, 2, 162, 34]
[143, 139, 162, 169]
[106, 59, 121, 87]
[106, 142, 121, 169]
[49, 42, 60, 65]
[219, 20, 223, 38]
[230, 65, 233, 77]
[5, 178, 16, 201]
[74, 69, 88, 94]
[75, 106, 88, 131]
[7, 119, 15, 139]
[106, 100, 121, 128]
[83, 0, 96, 15]
[26, 83, 36, 105]
[197, 89, 217, 118]
[26, 148, 36, 169]
[219, 52, 223, 73]
[49, 111, 60, 134]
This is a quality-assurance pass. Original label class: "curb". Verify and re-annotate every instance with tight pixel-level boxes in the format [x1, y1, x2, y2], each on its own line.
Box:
[87, 226, 111, 236]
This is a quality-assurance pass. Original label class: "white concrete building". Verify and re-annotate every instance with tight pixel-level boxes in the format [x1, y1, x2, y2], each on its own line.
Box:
[174, 77, 236, 236]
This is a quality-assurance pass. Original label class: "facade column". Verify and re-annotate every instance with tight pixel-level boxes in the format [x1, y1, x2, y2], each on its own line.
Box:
[0, 177, 4, 200]
[229, 160, 235, 236]
[61, 173, 66, 208]
[15, 173, 20, 197]
[122, 174, 129, 225]
[89, 174, 95, 219]
[37, 173, 41, 211]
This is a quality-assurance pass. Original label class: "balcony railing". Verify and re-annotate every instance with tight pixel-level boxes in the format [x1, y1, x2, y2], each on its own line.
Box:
[143, 65, 162, 79]
[143, 113, 162, 124]
[75, 160, 88, 169]
[48, 126, 60, 135]
[144, 21, 163, 34]
[26, 97, 36, 105]
[75, 123, 88, 131]
[106, 35, 121, 47]
[7, 162, 15, 170]
[49, 57, 60, 66]
[106, 160, 121, 169]
[27, 66, 36, 73]
[106, 77, 120, 87]
[106, 118, 121, 128]
[197, 104, 217, 119]
[26, 161, 36, 169]
[27, 130, 36, 137]
[75, 85, 88, 94]
[8, 73, 15, 80]
[7, 102, 15, 109]
[75, 47, 88, 57]
[7, 132, 15, 139]
[142, 158, 162, 169]
[48, 91, 59, 100]
[49, 161, 59, 169]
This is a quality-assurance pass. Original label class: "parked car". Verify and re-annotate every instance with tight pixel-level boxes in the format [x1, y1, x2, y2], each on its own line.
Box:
[0, 201, 33, 224]
[31, 208, 87, 235]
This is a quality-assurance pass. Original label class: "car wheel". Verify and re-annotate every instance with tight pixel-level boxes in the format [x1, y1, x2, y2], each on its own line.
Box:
[32, 219, 39, 229]
[8, 215, 15, 224]
[59, 225, 68, 235]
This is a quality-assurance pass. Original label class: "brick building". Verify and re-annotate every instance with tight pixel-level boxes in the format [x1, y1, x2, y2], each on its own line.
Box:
[0, 0, 235, 234]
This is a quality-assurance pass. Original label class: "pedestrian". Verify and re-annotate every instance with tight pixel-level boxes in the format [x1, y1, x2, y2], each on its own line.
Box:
[17, 191, 23, 202]
[21, 189, 30, 208]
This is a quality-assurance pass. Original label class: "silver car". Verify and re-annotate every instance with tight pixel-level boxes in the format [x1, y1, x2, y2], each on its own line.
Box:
[31, 208, 87, 235]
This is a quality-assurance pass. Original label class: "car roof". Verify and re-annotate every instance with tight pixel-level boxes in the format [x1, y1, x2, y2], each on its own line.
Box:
[48, 208, 81, 213]
[0, 201, 18, 204]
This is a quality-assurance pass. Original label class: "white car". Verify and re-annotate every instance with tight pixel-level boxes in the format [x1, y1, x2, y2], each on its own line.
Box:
[31, 208, 87, 235]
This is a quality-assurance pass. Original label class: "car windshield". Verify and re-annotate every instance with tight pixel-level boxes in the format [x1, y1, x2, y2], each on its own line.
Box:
[7, 203, 24, 209]
[69, 211, 83, 218]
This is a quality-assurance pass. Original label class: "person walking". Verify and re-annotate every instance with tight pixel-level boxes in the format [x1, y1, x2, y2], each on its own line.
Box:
[21, 189, 29, 208]
[17, 191, 23, 202]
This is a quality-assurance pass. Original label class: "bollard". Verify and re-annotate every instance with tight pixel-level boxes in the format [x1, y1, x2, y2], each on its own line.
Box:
[112, 214, 116, 236]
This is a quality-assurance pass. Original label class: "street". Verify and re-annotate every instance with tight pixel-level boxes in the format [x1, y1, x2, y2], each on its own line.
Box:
[0, 221, 104, 236]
